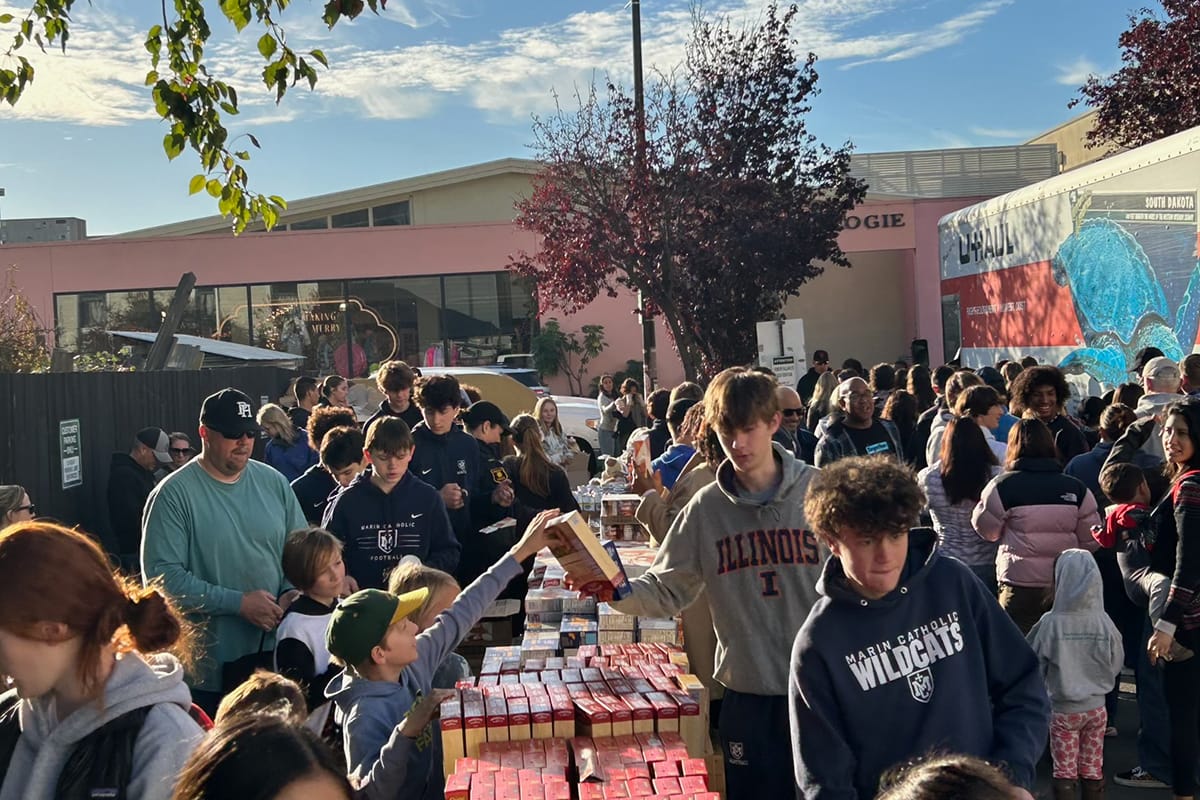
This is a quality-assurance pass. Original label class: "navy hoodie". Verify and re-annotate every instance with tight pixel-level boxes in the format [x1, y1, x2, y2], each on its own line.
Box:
[789, 529, 1050, 798]
[409, 422, 480, 544]
[321, 469, 461, 588]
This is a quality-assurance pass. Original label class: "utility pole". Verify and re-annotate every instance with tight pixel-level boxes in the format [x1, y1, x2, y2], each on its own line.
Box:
[631, 0, 657, 392]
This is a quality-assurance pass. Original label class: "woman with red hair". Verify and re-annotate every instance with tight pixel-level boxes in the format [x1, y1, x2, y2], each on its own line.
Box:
[0, 522, 203, 800]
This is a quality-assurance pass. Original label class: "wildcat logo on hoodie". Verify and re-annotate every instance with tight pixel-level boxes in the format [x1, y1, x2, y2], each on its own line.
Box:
[843, 612, 964, 699]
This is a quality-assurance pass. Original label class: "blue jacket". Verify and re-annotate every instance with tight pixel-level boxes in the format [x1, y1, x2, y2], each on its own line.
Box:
[291, 463, 338, 524]
[321, 469, 460, 588]
[790, 529, 1050, 798]
[652, 444, 695, 490]
[327, 557, 521, 800]
[409, 423, 481, 542]
[264, 430, 320, 482]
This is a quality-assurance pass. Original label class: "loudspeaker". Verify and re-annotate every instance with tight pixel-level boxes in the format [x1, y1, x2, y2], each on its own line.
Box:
[911, 339, 930, 368]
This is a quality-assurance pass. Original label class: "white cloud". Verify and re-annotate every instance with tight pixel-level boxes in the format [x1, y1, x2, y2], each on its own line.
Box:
[0, 5, 156, 125]
[2, 0, 1013, 126]
[1056, 56, 1099, 86]
[970, 126, 1037, 140]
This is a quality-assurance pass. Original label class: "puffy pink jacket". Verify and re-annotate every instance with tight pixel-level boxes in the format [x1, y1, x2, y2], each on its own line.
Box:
[972, 457, 1100, 588]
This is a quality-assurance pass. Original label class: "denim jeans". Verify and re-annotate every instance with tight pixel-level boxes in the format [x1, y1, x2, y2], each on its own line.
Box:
[1135, 615, 1172, 780]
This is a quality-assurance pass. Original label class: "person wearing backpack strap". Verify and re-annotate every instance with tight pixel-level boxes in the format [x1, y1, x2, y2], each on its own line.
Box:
[0, 521, 203, 800]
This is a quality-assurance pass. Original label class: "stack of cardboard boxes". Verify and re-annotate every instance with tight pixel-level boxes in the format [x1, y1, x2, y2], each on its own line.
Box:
[443, 733, 719, 800]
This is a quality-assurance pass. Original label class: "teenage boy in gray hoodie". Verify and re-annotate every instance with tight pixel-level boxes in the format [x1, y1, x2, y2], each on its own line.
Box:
[325, 509, 558, 800]
[606, 367, 824, 800]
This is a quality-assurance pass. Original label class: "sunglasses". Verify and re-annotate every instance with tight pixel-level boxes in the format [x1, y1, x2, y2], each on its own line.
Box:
[781, 408, 804, 417]
[14, 504, 35, 515]
[170, 447, 193, 456]
[215, 431, 257, 442]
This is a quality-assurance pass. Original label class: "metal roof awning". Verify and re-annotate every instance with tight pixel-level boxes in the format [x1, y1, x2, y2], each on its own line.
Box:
[108, 331, 306, 369]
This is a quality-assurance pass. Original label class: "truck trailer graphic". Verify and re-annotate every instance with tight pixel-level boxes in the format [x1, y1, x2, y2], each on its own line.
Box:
[940, 126, 1200, 392]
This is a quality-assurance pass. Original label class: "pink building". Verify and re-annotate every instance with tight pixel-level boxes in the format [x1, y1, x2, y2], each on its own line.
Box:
[3, 150, 1059, 391]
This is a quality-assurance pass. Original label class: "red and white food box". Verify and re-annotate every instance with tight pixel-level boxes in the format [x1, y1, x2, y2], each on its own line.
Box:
[485, 695, 509, 743]
[444, 770, 471, 800]
[440, 695, 465, 776]
[463, 692, 487, 759]
[574, 697, 613, 739]
[528, 692, 553, 740]
[644, 692, 679, 733]
[507, 697, 531, 741]
[679, 774, 709, 793]
[549, 691, 575, 739]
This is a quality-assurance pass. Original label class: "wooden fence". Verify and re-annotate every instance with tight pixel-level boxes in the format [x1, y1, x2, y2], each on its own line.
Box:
[0, 367, 294, 552]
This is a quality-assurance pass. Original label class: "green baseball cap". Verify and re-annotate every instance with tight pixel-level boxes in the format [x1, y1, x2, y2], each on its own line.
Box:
[326, 587, 429, 666]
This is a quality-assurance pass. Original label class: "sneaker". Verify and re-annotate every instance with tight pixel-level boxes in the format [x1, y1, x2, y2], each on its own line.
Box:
[1104, 725, 1118, 738]
[1113, 766, 1169, 789]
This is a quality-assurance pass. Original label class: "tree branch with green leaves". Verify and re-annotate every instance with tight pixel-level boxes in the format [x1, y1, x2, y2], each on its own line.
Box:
[1, 0, 390, 232]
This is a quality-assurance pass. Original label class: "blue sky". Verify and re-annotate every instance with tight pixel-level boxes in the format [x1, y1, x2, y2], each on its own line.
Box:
[0, 0, 1141, 235]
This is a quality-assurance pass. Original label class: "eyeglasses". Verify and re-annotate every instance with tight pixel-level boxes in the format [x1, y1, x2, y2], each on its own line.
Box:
[781, 408, 804, 417]
[814, 360, 829, 366]
[170, 447, 193, 456]
[14, 504, 35, 515]
[215, 431, 256, 442]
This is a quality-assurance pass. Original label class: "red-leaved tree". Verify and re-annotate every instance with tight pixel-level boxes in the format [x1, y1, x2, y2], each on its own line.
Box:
[1071, 0, 1200, 150]
[509, 3, 867, 382]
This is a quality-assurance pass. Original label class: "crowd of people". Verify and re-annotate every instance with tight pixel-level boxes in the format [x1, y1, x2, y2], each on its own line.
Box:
[1, 345, 1200, 799]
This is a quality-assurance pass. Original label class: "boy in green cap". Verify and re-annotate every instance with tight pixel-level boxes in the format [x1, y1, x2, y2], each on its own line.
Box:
[325, 508, 559, 798]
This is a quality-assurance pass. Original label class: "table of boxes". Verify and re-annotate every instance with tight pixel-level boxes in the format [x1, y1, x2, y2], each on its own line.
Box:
[440, 642, 716, 799]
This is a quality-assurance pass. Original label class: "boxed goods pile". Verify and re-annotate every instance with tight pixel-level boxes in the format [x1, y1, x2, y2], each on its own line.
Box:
[442, 732, 717, 800]
[599, 494, 648, 542]
[526, 553, 680, 650]
[443, 642, 709, 767]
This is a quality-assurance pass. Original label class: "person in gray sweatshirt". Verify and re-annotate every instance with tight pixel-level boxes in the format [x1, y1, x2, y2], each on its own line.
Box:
[1027, 549, 1124, 800]
[606, 367, 824, 800]
[0, 522, 203, 800]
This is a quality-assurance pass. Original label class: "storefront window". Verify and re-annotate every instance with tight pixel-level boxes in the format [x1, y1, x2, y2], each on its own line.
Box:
[444, 273, 514, 365]
[177, 286, 219, 338]
[348, 277, 440, 369]
[215, 286, 251, 344]
[239, 281, 354, 375]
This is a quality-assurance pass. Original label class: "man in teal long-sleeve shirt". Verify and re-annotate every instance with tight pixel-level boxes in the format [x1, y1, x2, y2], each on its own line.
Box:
[142, 388, 307, 713]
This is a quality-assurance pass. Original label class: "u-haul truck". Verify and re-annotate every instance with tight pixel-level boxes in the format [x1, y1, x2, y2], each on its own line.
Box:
[939, 125, 1200, 395]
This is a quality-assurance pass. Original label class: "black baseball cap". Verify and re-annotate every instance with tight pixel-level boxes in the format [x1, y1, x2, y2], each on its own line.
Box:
[461, 401, 512, 435]
[812, 349, 830, 365]
[1132, 347, 1165, 374]
[200, 388, 261, 437]
[135, 427, 173, 465]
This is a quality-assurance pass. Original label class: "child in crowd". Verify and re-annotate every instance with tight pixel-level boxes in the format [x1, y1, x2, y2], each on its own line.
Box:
[214, 670, 307, 725]
[0, 522, 203, 800]
[876, 754, 1019, 800]
[387, 559, 472, 797]
[275, 528, 348, 715]
[1027, 550, 1124, 800]
[386, 559, 471, 689]
[325, 508, 559, 799]
[1097, 462, 1193, 662]
[172, 714, 354, 800]
[322, 417, 461, 588]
